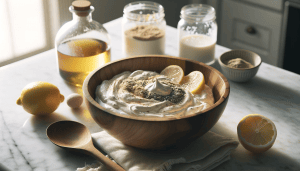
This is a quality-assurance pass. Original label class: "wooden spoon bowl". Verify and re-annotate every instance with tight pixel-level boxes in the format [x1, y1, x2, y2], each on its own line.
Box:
[46, 120, 125, 171]
[83, 55, 230, 149]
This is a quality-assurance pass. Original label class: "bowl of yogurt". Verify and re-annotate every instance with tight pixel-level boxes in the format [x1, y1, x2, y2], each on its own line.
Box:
[83, 55, 230, 149]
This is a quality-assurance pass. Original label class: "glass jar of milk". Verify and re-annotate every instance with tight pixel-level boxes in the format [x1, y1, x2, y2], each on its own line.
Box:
[122, 1, 166, 57]
[178, 4, 217, 65]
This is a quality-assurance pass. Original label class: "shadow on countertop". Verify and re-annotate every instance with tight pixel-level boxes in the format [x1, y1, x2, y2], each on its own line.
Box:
[210, 58, 300, 171]
[211, 120, 300, 171]
[0, 163, 11, 171]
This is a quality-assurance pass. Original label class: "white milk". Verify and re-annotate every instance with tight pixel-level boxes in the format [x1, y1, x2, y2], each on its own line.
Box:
[179, 35, 216, 64]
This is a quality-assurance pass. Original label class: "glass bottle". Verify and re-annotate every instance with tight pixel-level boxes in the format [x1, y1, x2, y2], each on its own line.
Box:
[122, 1, 166, 57]
[178, 4, 217, 65]
[55, 1, 111, 87]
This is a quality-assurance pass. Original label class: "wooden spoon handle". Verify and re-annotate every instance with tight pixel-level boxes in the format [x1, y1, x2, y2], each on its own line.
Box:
[88, 145, 125, 171]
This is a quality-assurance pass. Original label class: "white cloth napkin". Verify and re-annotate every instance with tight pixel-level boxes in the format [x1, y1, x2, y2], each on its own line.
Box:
[87, 131, 239, 171]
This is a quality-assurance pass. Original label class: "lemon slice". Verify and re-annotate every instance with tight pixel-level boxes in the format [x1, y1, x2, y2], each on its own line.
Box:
[237, 114, 277, 153]
[160, 65, 184, 84]
[180, 71, 205, 94]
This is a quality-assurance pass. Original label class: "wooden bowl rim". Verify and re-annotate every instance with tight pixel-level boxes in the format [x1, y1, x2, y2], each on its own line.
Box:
[83, 55, 230, 121]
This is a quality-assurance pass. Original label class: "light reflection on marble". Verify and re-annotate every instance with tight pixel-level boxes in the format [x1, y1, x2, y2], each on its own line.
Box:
[0, 18, 300, 171]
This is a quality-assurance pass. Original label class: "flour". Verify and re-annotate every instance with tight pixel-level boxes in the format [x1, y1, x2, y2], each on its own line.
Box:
[123, 25, 165, 57]
[227, 58, 254, 69]
[76, 162, 105, 171]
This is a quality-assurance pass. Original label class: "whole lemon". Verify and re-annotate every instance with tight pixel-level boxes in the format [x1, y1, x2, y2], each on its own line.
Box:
[16, 81, 65, 115]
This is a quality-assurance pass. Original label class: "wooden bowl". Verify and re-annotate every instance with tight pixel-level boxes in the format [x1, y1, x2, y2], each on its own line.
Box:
[83, 55, 230, 149]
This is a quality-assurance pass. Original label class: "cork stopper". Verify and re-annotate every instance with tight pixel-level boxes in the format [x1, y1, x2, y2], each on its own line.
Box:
[72, 1, 91, 11]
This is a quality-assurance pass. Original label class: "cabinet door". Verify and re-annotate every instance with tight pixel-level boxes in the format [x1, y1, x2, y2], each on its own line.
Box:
[239, 0, 283, 11]
[220, 0, 282, 66]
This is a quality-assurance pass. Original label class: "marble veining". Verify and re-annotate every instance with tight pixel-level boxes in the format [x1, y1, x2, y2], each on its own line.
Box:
[0, 18, 299, 171]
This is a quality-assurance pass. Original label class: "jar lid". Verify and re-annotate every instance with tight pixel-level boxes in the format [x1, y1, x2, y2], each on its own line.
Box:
[72, 1, 91, 11]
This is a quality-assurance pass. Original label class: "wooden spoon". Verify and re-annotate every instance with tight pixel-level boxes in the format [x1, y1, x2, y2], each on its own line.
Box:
[46, 120, 125, 171]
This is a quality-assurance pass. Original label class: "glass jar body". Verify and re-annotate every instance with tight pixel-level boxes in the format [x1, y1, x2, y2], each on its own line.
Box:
[55, 6, 111, 87]
[122, 1, 166, 57]
[178, 4, 217, 65]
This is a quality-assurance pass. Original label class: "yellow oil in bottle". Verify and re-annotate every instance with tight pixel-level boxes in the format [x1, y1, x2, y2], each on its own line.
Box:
[57, 39, 110, 87]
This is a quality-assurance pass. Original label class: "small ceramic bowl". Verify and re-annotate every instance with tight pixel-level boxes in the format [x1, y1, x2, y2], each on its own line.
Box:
[218, 49, 262, 82]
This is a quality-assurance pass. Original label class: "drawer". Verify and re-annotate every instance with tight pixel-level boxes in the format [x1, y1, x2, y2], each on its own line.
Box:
[220, 0, 282, 66]
[239, 0, 284, 11]
[233, 19, 270, 50]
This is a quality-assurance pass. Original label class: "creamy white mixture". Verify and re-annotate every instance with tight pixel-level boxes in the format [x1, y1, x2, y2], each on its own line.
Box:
[95, 70, 214, 118]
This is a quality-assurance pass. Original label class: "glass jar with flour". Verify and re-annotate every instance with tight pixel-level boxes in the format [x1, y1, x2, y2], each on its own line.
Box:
[122, 1, 166, 57]
[178, 4, 217, 65]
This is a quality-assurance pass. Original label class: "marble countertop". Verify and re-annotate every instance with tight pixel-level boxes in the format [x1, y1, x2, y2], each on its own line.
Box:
[0, 18, 299, 171]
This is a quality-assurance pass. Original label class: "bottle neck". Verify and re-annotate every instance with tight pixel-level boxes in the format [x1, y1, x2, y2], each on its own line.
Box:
[69, 6, 94, 22]
[72, 13, 92, 22]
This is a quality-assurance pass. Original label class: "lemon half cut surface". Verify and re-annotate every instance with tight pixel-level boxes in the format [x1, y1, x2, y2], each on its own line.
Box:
[17, 81, 65, 115]
[237, 114, 277, 153]
[160, 65, 184, 84]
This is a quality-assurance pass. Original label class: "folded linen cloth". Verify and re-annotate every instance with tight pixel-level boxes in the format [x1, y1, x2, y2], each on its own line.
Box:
[90, 131, 239, 171]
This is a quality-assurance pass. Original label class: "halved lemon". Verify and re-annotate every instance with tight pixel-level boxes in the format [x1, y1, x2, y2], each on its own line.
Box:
[180, 71, 205, 94]
[160, 65, 184, 84]
[237, 114, 277, 153]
